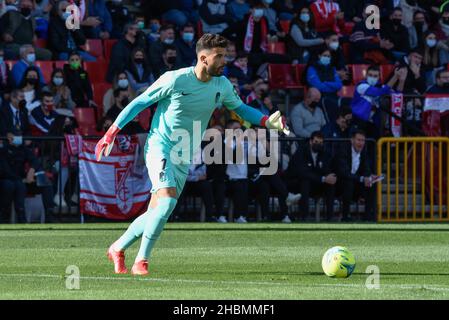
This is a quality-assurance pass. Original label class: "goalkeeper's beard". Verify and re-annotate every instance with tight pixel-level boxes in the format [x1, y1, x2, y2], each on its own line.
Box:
[206, 64, 225, 77]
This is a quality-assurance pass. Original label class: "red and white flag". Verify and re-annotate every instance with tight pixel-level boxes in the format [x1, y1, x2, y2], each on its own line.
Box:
[390, 93, 403, 137]
[424, 94, 449, 113]
[66, 135, 151, 220]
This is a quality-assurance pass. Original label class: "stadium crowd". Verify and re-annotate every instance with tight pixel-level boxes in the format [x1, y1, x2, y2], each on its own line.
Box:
[0, 0, 448, 224]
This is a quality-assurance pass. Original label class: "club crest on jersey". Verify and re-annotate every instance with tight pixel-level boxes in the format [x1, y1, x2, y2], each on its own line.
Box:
[115, 164, 133, 214]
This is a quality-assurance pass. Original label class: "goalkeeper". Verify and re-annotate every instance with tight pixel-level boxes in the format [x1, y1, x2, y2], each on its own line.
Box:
[95, 34, 289, 275]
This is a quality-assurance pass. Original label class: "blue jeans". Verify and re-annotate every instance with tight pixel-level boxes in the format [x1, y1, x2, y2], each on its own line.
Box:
[59, 51, 97, 62]
[162, 9, 199, 27]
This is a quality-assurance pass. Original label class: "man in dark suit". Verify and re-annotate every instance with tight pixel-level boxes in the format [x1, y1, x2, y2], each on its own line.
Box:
[335, 129, 376, 221]
[288, 131, 337, 221]
[0, 89, 31, 137]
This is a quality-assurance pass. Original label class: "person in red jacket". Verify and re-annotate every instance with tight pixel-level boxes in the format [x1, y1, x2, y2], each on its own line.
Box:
[310, 0, 345, 36]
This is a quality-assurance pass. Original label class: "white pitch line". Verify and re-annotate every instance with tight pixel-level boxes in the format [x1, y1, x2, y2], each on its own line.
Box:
[0, 273, 449, 292]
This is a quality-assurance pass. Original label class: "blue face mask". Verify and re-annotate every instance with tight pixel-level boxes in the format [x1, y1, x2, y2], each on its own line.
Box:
[320, 56, 331, 66]
[300, 13, 310, 23]
[264, 0, 273, 4]
[150, 23, 160, 33]
[182, 32, 194, 42]
[62, 12, 70, 20]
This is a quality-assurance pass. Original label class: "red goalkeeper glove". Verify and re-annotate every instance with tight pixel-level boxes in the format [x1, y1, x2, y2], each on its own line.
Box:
[95, 124, 120, 161]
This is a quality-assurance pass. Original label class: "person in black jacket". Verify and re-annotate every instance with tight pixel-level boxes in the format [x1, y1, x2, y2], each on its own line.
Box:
[380, 7, 411, 62]
[48, 1, 96, 62]
[63, 51, 96, 109]
[288, 131, 337, 221]
[106, 0, 133, 39]
[334, 129, 376, 221]
[0, 89, 31, 137]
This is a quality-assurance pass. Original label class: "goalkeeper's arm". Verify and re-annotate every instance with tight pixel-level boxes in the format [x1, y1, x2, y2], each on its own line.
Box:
[233, 103, 290, 135]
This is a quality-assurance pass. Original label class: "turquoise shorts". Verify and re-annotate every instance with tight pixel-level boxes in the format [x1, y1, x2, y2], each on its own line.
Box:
[144, 136, 189, 197]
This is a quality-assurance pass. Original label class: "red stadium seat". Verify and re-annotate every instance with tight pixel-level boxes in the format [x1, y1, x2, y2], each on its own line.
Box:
[380, 64, 395, 83]
[34, 61, 55, 83]
[82, 39, 104, 59]
[267, 42, 286, 55]
[138, 108, 152, 131]
[196, 20, 204, 38]
[351, 64, 370, 85]
[73, 108, 98, 136]
[54, 60, 66, 70]
[35, 38, 47, 49]
[338, 85, 355, 98]
[103, 39, 118, 61]
[342, 42, 351, 62]
[268, 64, 302, 90]
[295, 64, 307, 86]
[84, 60, 108, 84]
[342, 22, 355, 35]
[279, 20, 291, 34]
[92, 82, 112, 116]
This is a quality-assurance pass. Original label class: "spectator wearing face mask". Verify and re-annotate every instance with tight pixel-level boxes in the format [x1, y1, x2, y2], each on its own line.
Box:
[421, 31, 446, 86]
[380, 7, 411, 62]
[225, 51, 253, 95]
[426, 69, 449, 94]
[408, 10, 428, 50]
[175, 23, 197, 68]
[287, 6, 324, 63]
[389, 48, 426, 94]
[0, 0, 52, 60]
[399, 0, 424, 28]
[63, 51, 96, 108]
[290, 87, 326, 138]
[29, 91, 58, 135]
[106, 23, 144, 83]
[155, 44, 182, 78]
[199, 0, 234, 35]
[105, 88, 145, 135]
[106, 0, 132, 39]
[351, 65, 395, 139]
[0, 89, 31, 137]
[102, 71, 135, 116]
[11, 44, 46, 87]
[19, 66, 42, 112]
[322, 106, 353, 139]
[48, 1, 96, 62]
[248, 82, 278, 116]
[148, 24, 178, 75]
[147, 18, 161, 43]
[323, 32, 348, 83]
[42, 68, 76, 111]
[224, 41, 237, 66]
[125, 47, 155, 93]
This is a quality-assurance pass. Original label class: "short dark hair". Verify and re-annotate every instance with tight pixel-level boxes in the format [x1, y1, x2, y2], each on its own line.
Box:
[160, 24, 175, 33]
[352, 129, 366, 138]
[163, 44, 177, 54]
[113, 88, 128, 98]
[196, 33, 229, 54]
[42, 91, 54, 100]
[338, 107, 352, 118]
[310, 131, 324, 140]
[367, 65, 380, 74]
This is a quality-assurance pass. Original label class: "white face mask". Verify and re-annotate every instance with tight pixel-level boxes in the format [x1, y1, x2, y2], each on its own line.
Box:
[254, 9, 264, 19]
[163, 38, 174, 45]
[366, 76, 378, 86]
[329, 41, 339, 51]
[118, 79, 129, 89]
[426, 39, 437, 48]
[53, 77, 63, 86]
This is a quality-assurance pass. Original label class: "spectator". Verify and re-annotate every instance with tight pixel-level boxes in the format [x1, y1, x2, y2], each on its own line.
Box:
[224, 41, 237, 64]
[147, 18, 161, 43]
[0, 135, 54, 223]
[148, 24, 177, 76]
[175, 23, 197, 67]
[310, 0, 345, 35]
[225, 51, 253, 94]
[106, 23, 142, 83]
[199, 0, 234, 35]
[335, 129, 376, 221]
[48, 0, 96, 62]
[306, 47, 343, 123]
[434, 9, 449, 41]
[288, 130, 336, 221]
[261, 0, 283, 38]
[380, 7, 410, 61]
[248, 83, 278, 116]
[400, 0, 424, 28]
[29, 91, 58, 135]
[19, 66, 42, 112]
[0, 48, 13, 101]
[0, 89, 31, 137]
[352, 65, 396, 139]
[227, 0, 250, 22]
[426, 69, 449, 93]
[389, 49, 426, 94]
[42, 68, 76, 111]
[408, 10, 428, 50]
[339, 0, 365, 23]
[105, 88, 145, 135]
[421, 31, 445, 85]
[63, 51, 95, 108]
[273, 0, 303, 21]
[106, 0, 132, 39]
[290, 87, 326, 138]
[32, 0, 52, 21]
[0, 0, 52, 60]
[287, 6, 324, 63]
[11, 44, 46, 87]
[0, 0, 20, 18]
[155, 44, 182, 79]
[125, 47, 155, 92]
[322, 106, 353, 139]
[160, 0, 199, 28]
[81, 0, 112, 40]
[103, 71, 135, 116]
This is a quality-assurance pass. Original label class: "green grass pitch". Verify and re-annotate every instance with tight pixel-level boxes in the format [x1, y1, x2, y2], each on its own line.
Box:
[1, 223, 449, 299]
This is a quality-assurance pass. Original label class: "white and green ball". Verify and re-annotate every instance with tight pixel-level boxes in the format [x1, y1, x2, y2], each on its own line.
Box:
[322, 246, 356, 278]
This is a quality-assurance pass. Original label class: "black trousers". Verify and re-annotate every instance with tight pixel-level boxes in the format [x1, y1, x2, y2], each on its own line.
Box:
[260, 172, 289, 219]
[340, 179, 376, 220]
[299, 179, 336, 219]
[228, 178, 270, 219]
[0, 179, 26, 223]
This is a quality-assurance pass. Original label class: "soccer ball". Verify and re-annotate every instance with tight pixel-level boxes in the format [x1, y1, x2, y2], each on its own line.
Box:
[322, 246, 356, 278]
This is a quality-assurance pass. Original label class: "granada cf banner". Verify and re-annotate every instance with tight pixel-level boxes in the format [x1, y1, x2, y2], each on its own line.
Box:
[390, 93, 403, 137]
[66, 135, 151, 220]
